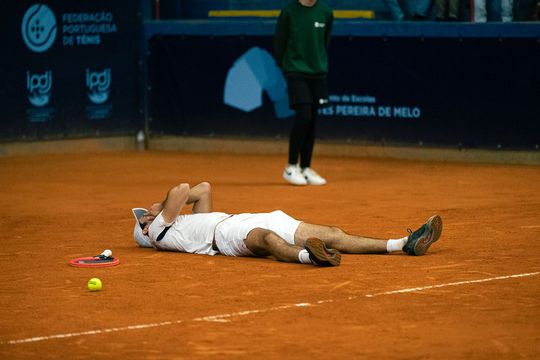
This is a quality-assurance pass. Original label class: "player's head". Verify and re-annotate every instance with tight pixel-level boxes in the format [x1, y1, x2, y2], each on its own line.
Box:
[131, 208, 152, 248]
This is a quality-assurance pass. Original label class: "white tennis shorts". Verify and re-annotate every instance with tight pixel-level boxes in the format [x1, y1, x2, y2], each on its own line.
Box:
[214, 210, 302, 257]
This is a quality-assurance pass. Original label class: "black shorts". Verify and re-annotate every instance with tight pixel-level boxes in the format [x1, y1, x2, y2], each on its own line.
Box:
[286, 73, 328, 107]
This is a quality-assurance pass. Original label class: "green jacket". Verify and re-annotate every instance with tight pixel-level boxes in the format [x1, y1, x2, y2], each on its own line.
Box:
[274, 0, 333, 76]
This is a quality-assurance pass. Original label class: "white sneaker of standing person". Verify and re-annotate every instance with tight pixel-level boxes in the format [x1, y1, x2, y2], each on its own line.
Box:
[283, 164, 308, 185]
[302, 167, 327, 185]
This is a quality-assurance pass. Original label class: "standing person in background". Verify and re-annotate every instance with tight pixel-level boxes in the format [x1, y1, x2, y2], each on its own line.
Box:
[474, 0, 513, 22]
[385, 0, 408, 20]
[435, 0, 460, 20]
[385, 0, 433, 21]
[274, 0, 333, 186]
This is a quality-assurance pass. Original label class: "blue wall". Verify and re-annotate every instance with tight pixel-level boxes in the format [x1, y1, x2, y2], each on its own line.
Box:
[145, 21, 540, 150]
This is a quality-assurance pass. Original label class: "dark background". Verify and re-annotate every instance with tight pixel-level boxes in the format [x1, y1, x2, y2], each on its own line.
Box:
[1, 0, 539, 150]
[1, 0, 142, 140]
[148, 34, 540, 149]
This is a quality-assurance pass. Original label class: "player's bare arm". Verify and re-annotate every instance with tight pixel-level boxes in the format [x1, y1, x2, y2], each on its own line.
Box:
[161, 183, 190, 223]
[186, 181, 212, 213]
[139, 202, 162, 235]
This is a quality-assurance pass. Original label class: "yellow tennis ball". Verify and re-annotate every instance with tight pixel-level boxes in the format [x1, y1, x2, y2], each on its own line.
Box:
[87, 278, 102, 291]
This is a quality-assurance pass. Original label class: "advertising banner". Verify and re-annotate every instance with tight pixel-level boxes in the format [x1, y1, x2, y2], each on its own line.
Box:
[1, 1, 141, 140]
[148, 35, 539, 149]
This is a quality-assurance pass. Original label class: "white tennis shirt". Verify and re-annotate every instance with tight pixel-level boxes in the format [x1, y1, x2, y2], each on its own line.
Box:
[148, 212, 231, 255]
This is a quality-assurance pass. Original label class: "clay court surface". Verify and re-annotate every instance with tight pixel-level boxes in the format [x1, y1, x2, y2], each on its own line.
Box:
[0, 150, 539, 359]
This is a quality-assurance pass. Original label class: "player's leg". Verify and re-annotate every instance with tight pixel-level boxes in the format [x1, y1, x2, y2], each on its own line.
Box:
[294, 223, 390, 253]
[245, 228, 340, 266]
[245, 228, 301, 262]
[294, 215, 443, 256]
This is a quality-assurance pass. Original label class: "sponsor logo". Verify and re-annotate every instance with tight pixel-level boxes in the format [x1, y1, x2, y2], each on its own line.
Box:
[224, 47, 293, 119]
[27, 70, 52, 107]
[86, 68, 111, 104]
[314, 21, 326, 28]
[21, 4, 57, 53]
[22, 5, 118, 49]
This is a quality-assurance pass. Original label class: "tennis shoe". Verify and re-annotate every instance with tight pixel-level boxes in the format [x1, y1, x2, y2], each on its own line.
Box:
[302, 167, 327, 185]
[305, 238, 341, 266]
[403, 215, 443, 256]
[283, 164, 307, 185]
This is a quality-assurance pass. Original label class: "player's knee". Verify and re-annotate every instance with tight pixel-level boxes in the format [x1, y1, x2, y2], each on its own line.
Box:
[261, 231, 277, 247]
[169, 183, 190, 198]
[175, 183, 190, 192]
[246, 228, 276, 256]
[198, 181, 211, 194]
[259, 231, 286, 251]
[324, 227, 346, 245]
[329, 226, 345, 237]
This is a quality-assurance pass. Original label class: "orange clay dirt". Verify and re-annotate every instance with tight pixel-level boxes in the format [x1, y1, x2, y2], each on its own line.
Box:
[0, 151, 539, 359]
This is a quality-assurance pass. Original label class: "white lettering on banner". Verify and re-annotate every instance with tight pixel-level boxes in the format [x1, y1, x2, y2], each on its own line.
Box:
[352, 95, 376, 103]
[63, 23, 118, 34]
[335, 105, 376, 116]
[319, 93, 422, 120]
[328, 95, 341, 102]
[378, 106, 391, 117]
[76, 35, 100, 45]
[60, 12, 117, 47]
[393, 106, 421, 118]
[62, 12, 113, 23]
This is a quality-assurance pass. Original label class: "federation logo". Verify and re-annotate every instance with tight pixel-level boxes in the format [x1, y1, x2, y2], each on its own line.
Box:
[21, 4, 57, 53]
[27, 70, 52, 107]
[86, 68, 111, 104]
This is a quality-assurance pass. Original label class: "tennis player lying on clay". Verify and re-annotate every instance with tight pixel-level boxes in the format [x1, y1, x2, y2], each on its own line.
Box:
[132, 182, 443, 266]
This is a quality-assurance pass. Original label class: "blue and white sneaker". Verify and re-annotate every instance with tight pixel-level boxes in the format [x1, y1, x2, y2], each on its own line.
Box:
[403, 215, 443, 256]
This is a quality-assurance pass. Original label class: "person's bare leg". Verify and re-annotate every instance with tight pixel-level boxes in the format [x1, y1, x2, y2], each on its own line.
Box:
[244, 228, 304, 263]
[245, 228, 342, 266]
[294, 223, 390, 253]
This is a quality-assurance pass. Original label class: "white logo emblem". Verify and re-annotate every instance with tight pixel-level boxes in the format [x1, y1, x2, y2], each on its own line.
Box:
[27, 70, 52, 107]
[314, 22, 326, 28]
[86, 68, 111, 104]
[21, 4, 57, 53]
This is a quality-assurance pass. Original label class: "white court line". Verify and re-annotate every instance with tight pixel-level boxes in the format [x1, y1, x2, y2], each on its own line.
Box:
[365, 272, 539, 297]
[2, 272, 538, 345]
